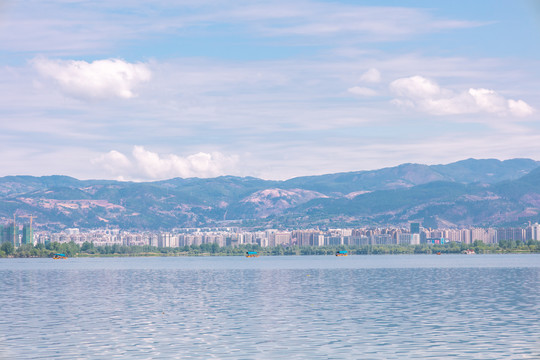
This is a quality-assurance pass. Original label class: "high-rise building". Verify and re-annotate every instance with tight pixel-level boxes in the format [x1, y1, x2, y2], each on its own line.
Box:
[398, 233, 412, 245]
[274, 232, 292, 246]
[3, 223, 19, 246]
[372, 234, 396, 245]
[158, 232, 178, 247]
[527, 223, 540, 240]
[461, 229, 471, 244]
[470, 228, 498, 244]
[21, 224, 33, 245]
[410, 222, 420, 234]
[348, 236, 370, 246]
[496, 228, 525, 242]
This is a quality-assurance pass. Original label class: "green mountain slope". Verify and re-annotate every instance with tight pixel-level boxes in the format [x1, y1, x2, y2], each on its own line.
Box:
[0, 158, 538, 230]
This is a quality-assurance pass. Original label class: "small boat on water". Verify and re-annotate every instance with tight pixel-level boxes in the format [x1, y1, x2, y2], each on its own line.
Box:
[53, 253, 67, 259]
[436, 252, 442, 255]
[463, 249, 476, 255]
[336, 250, 348, 257]
[245, 251, 259, 258]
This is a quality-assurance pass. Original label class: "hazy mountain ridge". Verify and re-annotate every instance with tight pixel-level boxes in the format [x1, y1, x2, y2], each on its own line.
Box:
[1, 158, 540, 230]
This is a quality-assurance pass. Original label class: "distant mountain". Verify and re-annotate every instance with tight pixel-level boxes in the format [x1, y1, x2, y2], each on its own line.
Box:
[282, 163, 447, 195]
[1, 158, 539, 230]
[431, 158, 539, 183]
[282, 158, 540, 194]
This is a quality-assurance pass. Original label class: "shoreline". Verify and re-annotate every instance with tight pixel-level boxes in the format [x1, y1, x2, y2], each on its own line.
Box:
[2, 241, 539, 258]
[1, 250, 538, 259]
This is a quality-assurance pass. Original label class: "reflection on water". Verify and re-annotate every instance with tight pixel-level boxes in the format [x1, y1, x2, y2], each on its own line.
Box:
[1, 255, 539, 359]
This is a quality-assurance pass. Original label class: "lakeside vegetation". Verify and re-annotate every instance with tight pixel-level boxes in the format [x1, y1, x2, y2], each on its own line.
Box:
[1, 240, 540, 258]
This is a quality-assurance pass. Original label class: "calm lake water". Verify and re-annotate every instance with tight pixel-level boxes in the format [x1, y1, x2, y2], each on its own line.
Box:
[1, 254, 539, 359]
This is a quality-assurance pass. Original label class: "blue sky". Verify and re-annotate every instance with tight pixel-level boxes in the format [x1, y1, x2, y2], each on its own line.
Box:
[0, 0, 539, 180]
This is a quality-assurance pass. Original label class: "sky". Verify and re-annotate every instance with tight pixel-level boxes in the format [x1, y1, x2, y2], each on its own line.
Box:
[1, 0, 539, 181]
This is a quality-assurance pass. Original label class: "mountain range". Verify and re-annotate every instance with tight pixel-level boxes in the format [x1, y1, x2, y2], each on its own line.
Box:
[2, 158, 540, 231]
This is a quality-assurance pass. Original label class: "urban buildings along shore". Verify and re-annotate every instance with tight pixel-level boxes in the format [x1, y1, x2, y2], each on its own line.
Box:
[2, 221, 540, 248]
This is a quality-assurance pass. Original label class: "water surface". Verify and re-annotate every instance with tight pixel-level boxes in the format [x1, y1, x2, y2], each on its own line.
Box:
[1, 254, 539, 359]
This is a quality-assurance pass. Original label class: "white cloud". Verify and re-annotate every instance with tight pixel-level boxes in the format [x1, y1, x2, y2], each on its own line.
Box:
[348, 68, 381, 97]
[32, 58, 151, 99]
[0, 1, 488, 58]
[390, 76, 442, 99]
[390, 75, 534, 117]
[249, 4, 485, 41]
[348, 86, 377, 97]
[92, 150, 132, 174]
[468, 88, 507, 114]
[92, 146, 239, 180]
[359, 68, 381, 83]
[508, 99, 534, 117]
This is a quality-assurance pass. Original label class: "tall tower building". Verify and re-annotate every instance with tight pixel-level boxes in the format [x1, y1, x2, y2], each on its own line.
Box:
[410, 222, 420, 234]
[21, 224, 33, 245]
[3, 223, 19, 246]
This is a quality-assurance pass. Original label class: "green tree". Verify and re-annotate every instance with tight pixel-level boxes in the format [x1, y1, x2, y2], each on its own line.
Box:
[1, 242, 14, 255]
[81, 241, 94, 252]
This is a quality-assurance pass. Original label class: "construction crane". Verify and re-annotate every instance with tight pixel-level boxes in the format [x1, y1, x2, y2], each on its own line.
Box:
[19, 214, 37, 228]
[13, 213, 16, 245]
[19, 214, 38, 245]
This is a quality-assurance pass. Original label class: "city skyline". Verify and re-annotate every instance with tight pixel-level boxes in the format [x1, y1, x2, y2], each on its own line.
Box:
[1, 1, 539, 181]
[17, 223, 540, 248]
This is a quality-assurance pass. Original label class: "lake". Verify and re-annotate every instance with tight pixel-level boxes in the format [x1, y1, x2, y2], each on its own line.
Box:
[1, 254, 539, 359]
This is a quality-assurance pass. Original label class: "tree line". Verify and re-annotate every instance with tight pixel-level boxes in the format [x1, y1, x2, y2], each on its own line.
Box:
[1, 239, 540, 258]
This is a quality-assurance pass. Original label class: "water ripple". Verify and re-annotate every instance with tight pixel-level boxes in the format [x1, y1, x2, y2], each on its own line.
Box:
[0, 255, 539, 359]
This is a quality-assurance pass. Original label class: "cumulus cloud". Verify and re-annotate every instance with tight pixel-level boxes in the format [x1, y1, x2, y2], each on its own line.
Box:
[93, 150, 131, 174]
[32, 58, 151, 99]
[359, 68, 381, 83]
[92, 146, 238, 180]
[390, 75, 534, 117]
[508, 99, 534, 117]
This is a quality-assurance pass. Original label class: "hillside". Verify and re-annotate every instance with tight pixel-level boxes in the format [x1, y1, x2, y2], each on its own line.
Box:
[1, 158, 539, 230]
